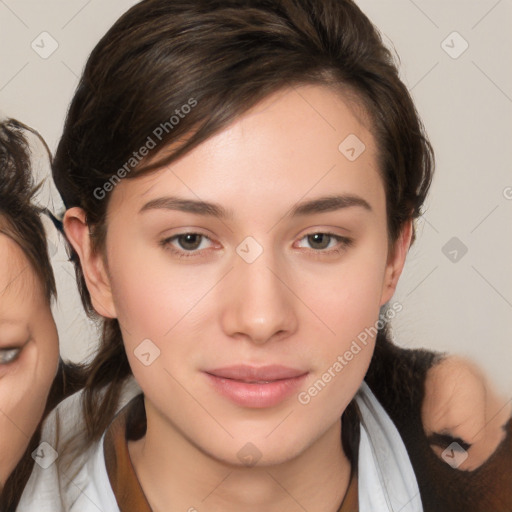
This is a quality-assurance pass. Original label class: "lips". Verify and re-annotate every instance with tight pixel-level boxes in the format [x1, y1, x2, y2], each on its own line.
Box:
[204, 364, 308, 382]
[203, 365, 309, 408]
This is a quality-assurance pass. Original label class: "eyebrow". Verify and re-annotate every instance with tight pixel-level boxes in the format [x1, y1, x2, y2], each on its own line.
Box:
[139, 194, 372, 219]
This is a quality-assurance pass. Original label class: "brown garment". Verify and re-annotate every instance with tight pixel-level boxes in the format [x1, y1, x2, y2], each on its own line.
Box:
[103, 394, 358, 512]
[103, 395, 152, 511]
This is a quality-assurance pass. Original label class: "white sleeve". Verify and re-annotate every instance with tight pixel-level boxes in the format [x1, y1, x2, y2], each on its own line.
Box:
[16, 377, 141, 512]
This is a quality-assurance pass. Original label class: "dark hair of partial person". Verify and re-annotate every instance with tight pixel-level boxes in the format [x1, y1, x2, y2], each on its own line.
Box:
[50, 0, 434, 476]
[0, 119, 87, 511]
[0, 119, 56, 301]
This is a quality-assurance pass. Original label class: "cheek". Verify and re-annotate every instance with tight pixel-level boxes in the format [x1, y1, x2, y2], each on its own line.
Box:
[105, 239, 206, 394]
[295, 240, 387, 405]
[311, 244, 389, 342]
[107, 234, 169, 331]
[0, 322, 59, 483]
[107, 226, 223, 342]
[18, 321, 59, 419]
[31, 308, 60, 391]
[108, 251, 197, 342]
[295, 265, 384, 420]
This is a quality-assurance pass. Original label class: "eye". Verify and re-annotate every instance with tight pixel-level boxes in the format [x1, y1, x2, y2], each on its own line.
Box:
[160, 231, 353, 260]
[160, 232, 215, 259]
[0, 347, 22, 365]
[296, 232, 353, 257]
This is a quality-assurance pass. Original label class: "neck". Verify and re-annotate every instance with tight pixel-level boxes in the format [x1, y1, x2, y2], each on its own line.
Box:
[128, 399, 352, 512]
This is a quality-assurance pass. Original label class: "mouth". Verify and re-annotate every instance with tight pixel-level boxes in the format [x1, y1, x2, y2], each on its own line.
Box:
[205, 364, 308, 381]
[203, 365, 309, 408]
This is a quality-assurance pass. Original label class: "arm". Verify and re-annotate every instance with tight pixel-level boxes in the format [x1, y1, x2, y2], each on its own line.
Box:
[365, 329, 512, 511]
[422, 354, 511, 470]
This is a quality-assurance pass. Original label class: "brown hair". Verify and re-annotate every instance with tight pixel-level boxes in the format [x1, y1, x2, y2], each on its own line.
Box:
[53, 0, 434, 456]
[0, 119, 56, 302]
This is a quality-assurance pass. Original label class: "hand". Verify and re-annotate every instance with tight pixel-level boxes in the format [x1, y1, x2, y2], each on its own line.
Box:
[422, 355, 511, 471]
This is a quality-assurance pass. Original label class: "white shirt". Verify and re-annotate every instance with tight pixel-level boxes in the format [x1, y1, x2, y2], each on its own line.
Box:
[16, 377, 141, 512]
[17, 380, 422, 512]
[355, 382, 423, 511]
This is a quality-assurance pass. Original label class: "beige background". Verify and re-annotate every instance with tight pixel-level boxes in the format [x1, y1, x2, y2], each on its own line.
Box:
[0, 0, 511, 397]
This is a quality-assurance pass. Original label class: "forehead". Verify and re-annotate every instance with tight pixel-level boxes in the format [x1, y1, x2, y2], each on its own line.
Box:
[110, 84, 383, 217]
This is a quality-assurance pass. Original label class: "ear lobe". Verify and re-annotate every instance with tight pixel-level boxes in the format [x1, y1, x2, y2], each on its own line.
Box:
[380, 219, 413, 306]
[63, 207, 117, 318]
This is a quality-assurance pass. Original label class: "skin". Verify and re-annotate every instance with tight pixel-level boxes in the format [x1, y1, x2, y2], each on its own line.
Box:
[65, 84, 412, 512]
[0, 232, 59, 487]
[422, 355, 512, 471]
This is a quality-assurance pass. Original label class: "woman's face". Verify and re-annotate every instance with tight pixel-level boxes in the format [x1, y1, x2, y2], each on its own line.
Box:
[73, 84, 410, 466]
[0, 233, 59, 485]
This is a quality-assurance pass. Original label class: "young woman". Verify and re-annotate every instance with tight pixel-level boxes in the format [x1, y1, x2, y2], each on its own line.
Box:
[0, 119, 86, 511]
[14, 1, 511, 511]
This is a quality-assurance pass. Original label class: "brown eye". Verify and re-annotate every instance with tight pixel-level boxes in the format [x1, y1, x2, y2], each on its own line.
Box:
[307, 233, 332, 250]
[175, 233, 203, 251]
[297, 232, 353, 254]
[160, 232, 215, 259]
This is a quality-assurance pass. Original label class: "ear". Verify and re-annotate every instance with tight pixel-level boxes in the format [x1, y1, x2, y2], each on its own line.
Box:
[380, 219, 413, 306]
[63, 207, 117, 318]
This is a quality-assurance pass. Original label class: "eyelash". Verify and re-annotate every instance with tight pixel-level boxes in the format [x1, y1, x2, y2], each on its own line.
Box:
[160, 232, 353, 260]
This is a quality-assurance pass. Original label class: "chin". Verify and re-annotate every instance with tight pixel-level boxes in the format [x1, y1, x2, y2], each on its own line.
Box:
[205, 432, 310, 469]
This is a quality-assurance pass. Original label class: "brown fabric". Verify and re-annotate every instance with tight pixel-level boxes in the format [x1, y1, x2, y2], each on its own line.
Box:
[103, 394, 359, 512]
[103, 395, 152, 512]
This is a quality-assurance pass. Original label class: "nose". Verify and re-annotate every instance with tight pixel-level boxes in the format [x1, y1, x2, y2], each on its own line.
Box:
[220, 246, 298, 346]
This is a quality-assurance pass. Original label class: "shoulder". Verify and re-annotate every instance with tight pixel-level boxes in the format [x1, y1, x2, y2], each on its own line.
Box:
[16, 377, 141, 511]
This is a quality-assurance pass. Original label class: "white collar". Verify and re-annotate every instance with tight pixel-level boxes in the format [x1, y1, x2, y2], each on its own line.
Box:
[355, 381, 423, 512]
